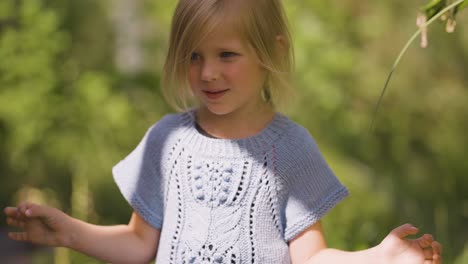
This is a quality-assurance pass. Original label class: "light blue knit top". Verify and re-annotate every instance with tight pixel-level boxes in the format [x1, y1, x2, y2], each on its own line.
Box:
[113, 110, 348, 263]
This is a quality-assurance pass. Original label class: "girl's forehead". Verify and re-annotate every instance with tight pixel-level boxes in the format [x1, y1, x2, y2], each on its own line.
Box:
[195, 21, 249, 49]
[208, 24, 243, 41]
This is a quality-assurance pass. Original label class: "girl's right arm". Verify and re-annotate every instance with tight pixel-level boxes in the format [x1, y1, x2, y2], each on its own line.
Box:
[4, 202, 160, 264]
[289, 221, 442, 264]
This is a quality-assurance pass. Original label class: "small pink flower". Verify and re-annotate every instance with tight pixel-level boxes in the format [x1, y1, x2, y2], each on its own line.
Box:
[446, 18, 456, 33]
[416, 13, 428, 48]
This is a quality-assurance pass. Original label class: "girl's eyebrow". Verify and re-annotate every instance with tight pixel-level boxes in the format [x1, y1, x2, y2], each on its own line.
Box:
[193, 46, 243, 54]
[216, 48, 240, 53]
[210, 41, 244, 50]
[208, 43, 241, 49]
[216, 45, 245, 52]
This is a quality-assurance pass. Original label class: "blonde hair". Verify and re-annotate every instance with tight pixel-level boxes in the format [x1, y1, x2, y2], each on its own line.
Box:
[162, 0, 294, 111]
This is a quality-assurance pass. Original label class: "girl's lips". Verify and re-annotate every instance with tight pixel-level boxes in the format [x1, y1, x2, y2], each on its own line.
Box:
[203, 90, 228, 100]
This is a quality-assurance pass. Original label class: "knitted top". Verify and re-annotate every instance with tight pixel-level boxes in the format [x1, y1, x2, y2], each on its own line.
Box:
[113, 110, 349, 264]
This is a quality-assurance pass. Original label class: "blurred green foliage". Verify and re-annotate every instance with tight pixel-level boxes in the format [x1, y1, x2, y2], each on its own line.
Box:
[0, 0, 467, 263]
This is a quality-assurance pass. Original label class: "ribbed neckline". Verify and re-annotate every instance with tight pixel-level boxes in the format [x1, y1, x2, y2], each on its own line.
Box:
[177, 110, 292, 156]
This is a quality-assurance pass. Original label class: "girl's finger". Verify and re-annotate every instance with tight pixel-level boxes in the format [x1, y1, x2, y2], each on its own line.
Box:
[4, 207, 19, 217]
[432, 241, 443, 264]
[415, 234, 434, 248]
[16, 210, 26, 221]
[17, 202, 32, 216]
[8, 232, 29, 242]
[19, 203, 49, 218]
[422, 247, 433, 259]
[390, 223, 419, 239]
[432, 241, 442, 254]
[6, 217, 25, 228]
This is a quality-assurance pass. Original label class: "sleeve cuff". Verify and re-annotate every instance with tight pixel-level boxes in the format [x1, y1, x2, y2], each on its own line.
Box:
[284, 185, 349, 242]
[113, 165, 163, 230]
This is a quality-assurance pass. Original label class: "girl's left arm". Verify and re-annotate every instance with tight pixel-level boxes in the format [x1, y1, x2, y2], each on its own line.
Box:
[288, 221, 442, 264]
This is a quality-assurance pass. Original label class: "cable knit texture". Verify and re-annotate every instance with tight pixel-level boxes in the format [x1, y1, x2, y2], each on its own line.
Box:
[113, 110, 349, 264]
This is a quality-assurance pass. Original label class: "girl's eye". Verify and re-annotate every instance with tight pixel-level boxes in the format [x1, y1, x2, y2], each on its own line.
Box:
[191, 53, 201, 61]
[220, 52, 237, 58]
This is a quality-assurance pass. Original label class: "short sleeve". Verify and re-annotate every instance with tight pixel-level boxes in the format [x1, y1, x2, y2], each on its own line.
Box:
[278, 125, 349, 242]
[112, 123, 166, 230]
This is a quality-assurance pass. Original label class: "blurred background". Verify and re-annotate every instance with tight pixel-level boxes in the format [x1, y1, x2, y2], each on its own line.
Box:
[1, 0, 467, 263]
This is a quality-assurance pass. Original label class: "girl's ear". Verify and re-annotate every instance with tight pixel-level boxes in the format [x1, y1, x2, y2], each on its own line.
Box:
[275, 35, 288, 56]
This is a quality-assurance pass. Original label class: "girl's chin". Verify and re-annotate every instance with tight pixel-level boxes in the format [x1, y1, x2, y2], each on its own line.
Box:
[205, 108, 232, 116]
[199, 105, 233, 116]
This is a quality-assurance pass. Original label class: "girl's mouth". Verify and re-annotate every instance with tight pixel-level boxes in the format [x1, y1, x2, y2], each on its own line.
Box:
[203, 89, 228, 100]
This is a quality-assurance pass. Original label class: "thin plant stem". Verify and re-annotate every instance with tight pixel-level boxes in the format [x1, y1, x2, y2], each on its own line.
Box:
[369, 0, 465, 131]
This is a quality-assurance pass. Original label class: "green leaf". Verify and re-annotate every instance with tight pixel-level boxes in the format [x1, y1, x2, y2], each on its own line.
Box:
[458, 0, 468, 10]
[421, 0, 447, 19]
[422, 0, 446, 10]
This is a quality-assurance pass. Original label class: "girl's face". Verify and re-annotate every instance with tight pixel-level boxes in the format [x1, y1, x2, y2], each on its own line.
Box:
[188, 23, 268, 117]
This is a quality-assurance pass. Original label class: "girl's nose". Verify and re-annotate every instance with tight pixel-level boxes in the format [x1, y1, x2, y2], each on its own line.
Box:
[201, 61, 219, 82]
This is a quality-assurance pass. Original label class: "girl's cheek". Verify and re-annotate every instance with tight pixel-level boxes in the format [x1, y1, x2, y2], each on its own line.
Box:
[224, 64, 242, 77]
[188, 67, 199, 82]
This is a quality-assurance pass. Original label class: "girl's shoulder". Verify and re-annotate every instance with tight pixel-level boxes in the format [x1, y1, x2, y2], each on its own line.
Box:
[141, 111, 192, 144]
[147, 111, 192, 134]
[273, 116, 324, 168]
[274, 115, 317, 148]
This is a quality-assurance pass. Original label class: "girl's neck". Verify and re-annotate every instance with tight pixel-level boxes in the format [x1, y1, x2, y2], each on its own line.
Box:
[195, 104, 275, 140]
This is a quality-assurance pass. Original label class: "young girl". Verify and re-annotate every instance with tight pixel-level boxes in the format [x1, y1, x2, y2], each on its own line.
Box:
[4, 0, 442, 263]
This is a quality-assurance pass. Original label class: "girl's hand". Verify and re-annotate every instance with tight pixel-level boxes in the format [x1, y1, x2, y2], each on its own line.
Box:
[4, 202, 72, 247]
[377, 223, 443, 264]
